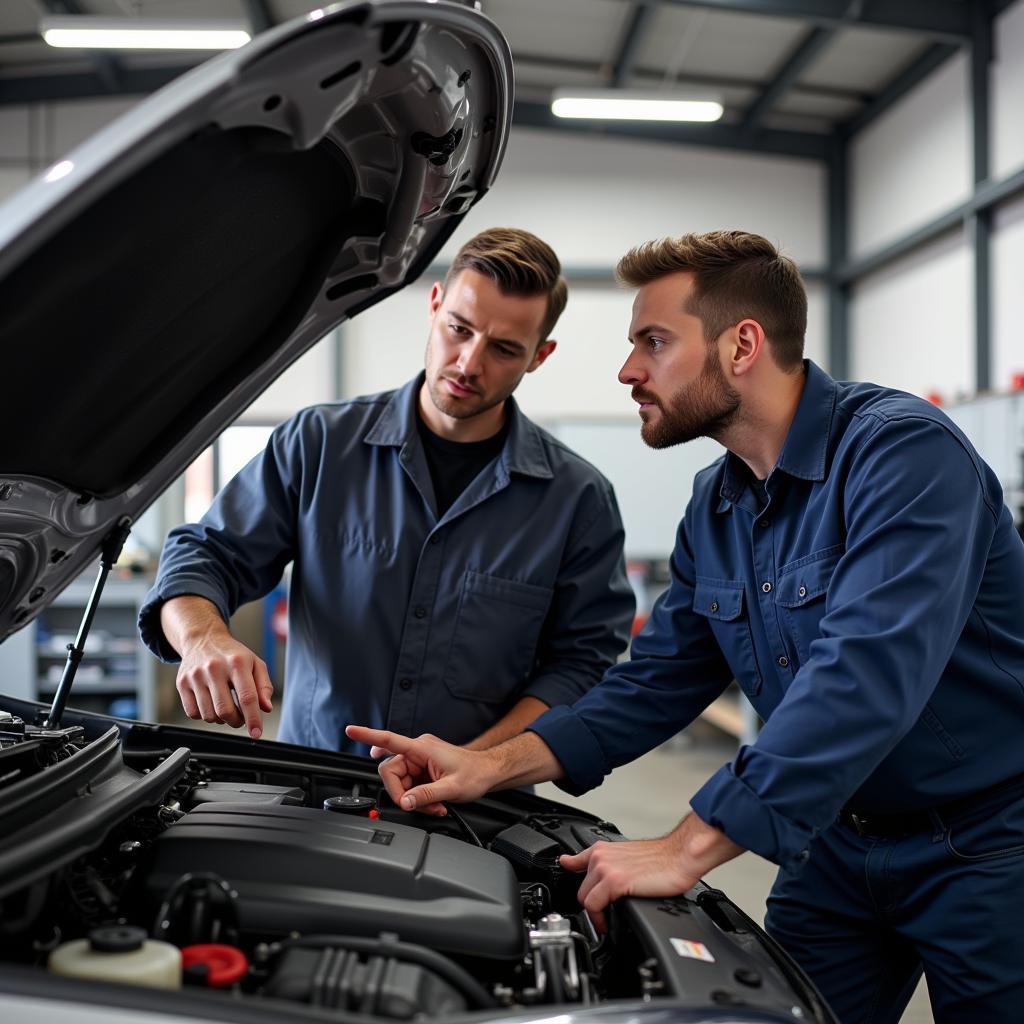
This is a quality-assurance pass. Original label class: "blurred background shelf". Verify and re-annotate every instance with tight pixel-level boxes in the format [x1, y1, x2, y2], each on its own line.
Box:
[0, 573, 156, 722]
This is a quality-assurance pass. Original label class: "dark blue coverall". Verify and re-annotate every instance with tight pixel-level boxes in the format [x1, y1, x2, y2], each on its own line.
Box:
[140, 374, 634, 754]
[532, 360, 1024, 1022]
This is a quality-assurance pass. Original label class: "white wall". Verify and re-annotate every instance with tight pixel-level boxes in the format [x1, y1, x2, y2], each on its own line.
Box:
[850, 234, 972, 398]
[993, 0, 1024, 179]
[993, 195, 1024, 390]
[848, 0, 1024, 400]
[849, 53, 970, 259]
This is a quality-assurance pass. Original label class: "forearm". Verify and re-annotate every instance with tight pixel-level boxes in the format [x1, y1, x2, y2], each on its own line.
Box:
[464, 696, 549, 751]
[671, 809, 745, 877]
[160, 595, 232, 657]
[484, 730, 566, 790]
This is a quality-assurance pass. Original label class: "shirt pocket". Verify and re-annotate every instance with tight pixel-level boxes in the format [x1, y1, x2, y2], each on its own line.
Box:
[775, 545, 844, 663]
[692, 577, 763, 697]
[442, 570, 554, 704]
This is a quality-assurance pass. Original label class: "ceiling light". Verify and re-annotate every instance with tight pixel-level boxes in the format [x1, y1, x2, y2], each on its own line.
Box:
[551, 89, 723, 123]
[40, 17, 251, 51]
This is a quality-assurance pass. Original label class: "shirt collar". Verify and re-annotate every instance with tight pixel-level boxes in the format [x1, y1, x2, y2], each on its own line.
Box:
[717, 359, 837, 511]
[364, 372, 553, 479]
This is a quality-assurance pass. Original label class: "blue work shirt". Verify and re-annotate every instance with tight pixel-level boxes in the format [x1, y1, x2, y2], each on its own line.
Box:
[531, 361, 1024, 869]
[140, 375, 634, 753]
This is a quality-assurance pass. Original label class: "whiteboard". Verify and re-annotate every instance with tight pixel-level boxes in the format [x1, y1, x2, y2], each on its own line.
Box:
[547, 420, 724, 559]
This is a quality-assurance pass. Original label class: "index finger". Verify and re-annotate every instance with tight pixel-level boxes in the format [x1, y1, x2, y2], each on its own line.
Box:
[559, 847, 594, 874]
[230, 670, 265, 740]
[345, 725, 417, 754]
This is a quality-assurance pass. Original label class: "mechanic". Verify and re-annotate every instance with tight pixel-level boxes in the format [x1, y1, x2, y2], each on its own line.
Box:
[139, 227, 634, 755]
[349, 230, 1024, 1023]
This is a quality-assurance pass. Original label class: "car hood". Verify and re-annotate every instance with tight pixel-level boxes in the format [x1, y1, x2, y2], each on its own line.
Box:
[0, 0, 511, 640]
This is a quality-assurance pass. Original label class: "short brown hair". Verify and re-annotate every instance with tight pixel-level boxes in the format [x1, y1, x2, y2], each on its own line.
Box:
[446, 227, 568, 343]
[616, 230, 807, 370]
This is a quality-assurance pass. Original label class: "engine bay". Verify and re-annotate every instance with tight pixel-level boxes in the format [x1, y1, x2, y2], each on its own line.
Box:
[0, 705, 832, 1022]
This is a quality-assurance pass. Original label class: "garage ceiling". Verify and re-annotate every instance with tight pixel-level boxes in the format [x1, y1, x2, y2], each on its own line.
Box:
[0, 1, 1004, 158]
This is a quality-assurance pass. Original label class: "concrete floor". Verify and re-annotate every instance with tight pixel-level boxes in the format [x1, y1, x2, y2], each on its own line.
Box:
[536, 728, 934, 1024]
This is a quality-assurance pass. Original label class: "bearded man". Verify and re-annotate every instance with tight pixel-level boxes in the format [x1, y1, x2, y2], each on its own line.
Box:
[351, 229, 1024, 1024]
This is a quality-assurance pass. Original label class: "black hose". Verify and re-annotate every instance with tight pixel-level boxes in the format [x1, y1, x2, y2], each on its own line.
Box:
[279, 933, 497, 1009]
[442, 803, 484, 847]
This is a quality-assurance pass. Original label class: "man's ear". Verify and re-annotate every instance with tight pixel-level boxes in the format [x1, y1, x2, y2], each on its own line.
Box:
[731, 319, 766, 376]
[527, 339, 557, 372]
[428, 282, 445, 321]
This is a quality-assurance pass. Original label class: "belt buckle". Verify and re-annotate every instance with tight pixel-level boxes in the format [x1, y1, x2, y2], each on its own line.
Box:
[848, 812, 871, 837]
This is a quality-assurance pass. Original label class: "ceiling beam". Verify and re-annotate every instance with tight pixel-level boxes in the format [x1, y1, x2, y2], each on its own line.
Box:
[647, 1, 972, 42]
[515, 97, 830, 160]
[610, 3, 656, 87]
[740, 24, 835, 131]
[0, 63, 194, 105]
[515, 51, 871, 102]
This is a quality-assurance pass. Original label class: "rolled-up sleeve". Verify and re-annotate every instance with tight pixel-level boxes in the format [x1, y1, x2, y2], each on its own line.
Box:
[522, 483, 634, 709]
[692, 415, 999, 868]
[138, 416, 305, 662]
[529, 502, 733, 791]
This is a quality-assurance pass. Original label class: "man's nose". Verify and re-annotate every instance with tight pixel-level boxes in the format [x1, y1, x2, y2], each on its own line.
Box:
[458, 339, 486, 377]
[618, 349, 645, 386]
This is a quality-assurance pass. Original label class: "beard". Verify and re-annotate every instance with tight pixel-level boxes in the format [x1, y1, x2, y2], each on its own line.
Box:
[635, 348, 740, 449]
[426, 372, 514, 422]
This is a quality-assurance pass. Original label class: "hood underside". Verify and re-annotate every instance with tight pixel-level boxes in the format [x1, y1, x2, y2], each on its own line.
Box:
[0, 0, 512, 639]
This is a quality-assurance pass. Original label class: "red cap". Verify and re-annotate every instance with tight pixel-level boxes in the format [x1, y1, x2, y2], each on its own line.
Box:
[180, 944, 248, 988]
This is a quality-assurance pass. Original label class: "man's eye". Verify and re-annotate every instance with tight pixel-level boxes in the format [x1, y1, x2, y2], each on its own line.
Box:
[449, 323, 468, 335]
[648, 337, 664, 349]
[496, 346, 517, 358]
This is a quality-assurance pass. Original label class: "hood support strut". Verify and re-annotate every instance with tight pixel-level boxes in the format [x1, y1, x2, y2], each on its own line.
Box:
[44, 516, 133, 729]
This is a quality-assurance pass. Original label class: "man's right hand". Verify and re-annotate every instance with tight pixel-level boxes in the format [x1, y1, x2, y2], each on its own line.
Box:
[345, 725, 564, 815]
[344, 727, 492, 815]
[162, 596, 273, 740]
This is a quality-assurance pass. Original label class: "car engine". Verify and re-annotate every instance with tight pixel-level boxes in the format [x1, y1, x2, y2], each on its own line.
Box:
[0, 707, 833, 1022]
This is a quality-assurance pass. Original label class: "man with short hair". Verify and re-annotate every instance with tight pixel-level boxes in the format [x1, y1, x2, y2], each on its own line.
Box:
[351, 230, 1024, 1023]
[140, 227, 634, 755]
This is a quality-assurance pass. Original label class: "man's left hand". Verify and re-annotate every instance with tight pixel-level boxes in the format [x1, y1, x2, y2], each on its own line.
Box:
[559, 811, 745, 933]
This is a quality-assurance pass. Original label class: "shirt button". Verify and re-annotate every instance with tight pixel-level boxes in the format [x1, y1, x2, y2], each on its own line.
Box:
[429, 535, 441, 545]
[399, 678, 413, 690]
[760, 519, 770, 528]
[414, 606, 427, 619]
[778, 656, 789, 668]
[798, 585, 807, 598]
[762, 581, 772, 593]
[710, 601, 719, 613]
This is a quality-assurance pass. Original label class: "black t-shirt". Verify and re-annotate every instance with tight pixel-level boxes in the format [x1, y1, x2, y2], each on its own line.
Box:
[417, 412, 510, 517]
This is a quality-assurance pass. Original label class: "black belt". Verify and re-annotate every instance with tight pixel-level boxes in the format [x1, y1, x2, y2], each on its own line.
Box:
[838, 772, 1024, 840]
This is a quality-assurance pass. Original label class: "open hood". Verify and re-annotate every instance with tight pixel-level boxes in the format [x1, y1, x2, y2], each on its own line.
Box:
[0, 0, 512, 641]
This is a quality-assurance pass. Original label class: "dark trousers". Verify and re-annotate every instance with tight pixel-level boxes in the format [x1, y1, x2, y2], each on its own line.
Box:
[765, 784, 1024, 1023]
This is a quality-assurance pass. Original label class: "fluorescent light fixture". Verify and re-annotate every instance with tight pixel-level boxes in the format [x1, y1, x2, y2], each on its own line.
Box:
[40, 17, 251, 51]
[551, 89, 723, 123]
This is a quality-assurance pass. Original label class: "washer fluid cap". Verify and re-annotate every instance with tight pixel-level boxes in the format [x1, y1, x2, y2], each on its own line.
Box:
[89, 925, 147, 953]
[324, 795, 377, 814]
[181, 944, 248, 988]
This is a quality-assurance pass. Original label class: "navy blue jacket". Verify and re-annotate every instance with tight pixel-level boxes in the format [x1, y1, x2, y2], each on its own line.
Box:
[531, 361, 1024, 869]
[140, 375, 634, 753]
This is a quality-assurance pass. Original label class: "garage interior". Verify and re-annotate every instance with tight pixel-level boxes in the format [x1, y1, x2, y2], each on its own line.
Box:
[1, 3, 1023, 1021]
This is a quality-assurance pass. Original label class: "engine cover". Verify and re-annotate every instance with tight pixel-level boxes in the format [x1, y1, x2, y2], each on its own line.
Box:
[144, 803, 524, 960]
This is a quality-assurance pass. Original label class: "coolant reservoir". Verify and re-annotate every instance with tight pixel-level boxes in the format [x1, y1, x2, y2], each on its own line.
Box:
[49, 925, 181, 989]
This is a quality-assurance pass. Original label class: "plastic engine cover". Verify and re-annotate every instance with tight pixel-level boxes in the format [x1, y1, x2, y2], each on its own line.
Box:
[144, 804, 524, 960]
